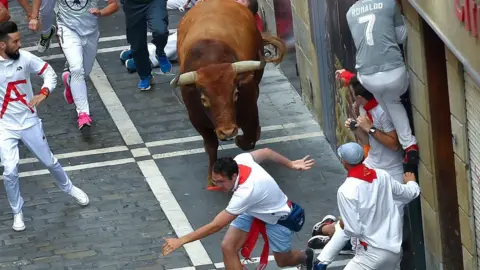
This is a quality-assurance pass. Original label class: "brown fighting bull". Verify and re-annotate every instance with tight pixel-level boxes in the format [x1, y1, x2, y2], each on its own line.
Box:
[170, 0, 285, 190]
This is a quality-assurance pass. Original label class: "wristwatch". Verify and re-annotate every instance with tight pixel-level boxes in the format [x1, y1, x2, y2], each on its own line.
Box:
[368, 126, 377, 135]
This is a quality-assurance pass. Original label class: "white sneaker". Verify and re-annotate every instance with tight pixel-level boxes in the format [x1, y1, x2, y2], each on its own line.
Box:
[12, 212, 26, 232]
[69, 186, 89, 206]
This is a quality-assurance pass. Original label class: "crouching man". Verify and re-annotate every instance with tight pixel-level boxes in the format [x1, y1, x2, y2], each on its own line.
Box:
[317, 142, 420, 270]
[162, 148, 317, 269]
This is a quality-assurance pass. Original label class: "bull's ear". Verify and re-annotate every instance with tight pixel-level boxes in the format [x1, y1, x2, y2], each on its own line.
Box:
[236, 72, 254, 87]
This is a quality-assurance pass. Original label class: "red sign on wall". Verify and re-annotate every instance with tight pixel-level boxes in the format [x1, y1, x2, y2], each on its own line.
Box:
[455, 0, 480, 38]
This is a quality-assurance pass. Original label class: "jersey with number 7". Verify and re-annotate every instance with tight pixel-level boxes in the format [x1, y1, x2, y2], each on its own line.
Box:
[347, 0, 407, 75]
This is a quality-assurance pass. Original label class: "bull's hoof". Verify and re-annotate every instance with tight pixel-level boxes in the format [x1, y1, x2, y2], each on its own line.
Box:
[235, 135, 256, 151]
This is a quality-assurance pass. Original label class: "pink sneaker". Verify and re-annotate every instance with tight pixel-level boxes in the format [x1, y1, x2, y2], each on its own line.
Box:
[78, 113, 92, 130]
[62, 71, 74, 104]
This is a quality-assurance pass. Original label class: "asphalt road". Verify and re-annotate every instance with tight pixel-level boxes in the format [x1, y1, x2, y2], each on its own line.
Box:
[0, 1, 352, 269]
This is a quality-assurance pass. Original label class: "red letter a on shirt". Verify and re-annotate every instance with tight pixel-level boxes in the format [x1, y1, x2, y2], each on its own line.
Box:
[0, 80, 34, 118]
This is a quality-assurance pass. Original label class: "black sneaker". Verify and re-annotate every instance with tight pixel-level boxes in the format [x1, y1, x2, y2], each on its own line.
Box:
[311, 215, 337, 236]
[37, 25, 56, 53]
[298, 248, 315, 270]
[307, 235, 331, 249]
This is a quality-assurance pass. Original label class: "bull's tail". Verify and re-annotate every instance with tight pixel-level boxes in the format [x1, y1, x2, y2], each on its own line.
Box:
[262, 33, 286, 65]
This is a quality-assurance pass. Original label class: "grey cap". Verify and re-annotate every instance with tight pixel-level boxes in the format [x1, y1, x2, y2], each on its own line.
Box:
[337, 142, 364, 165]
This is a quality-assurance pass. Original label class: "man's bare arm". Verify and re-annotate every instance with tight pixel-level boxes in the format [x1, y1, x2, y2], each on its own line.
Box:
[0, 2, 10, 22]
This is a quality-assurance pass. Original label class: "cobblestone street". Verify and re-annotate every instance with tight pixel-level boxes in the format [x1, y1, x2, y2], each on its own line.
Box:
[0, 2, 352, 269]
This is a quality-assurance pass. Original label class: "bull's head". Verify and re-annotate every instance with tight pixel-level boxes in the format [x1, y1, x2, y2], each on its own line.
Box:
[170, 61, 265, 141]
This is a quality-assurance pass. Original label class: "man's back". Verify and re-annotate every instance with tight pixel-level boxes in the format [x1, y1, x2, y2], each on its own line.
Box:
[338, 167, 403, 253]
[346, 0, 404, 75]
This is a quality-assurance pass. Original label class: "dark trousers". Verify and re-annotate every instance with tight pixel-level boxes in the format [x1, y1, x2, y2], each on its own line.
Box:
[123, 0, 169, 79]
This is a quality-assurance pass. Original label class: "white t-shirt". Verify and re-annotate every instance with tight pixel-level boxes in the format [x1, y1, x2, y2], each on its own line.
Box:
[0, 50, 57, 131]
[225, 153, 291, 224]
[360, 104, 404, 177]
[337, 166, 420, 253]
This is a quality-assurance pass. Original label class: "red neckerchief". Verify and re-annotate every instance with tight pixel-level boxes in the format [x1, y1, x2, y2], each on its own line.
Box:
[362, 98, 379, 123]
[237, 165, 269, 269]
[347, 164, 377, 183]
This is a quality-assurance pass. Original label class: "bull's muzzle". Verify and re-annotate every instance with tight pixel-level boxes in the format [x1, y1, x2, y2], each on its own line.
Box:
[216, 126, 239, 141]
[170, 60, 266, 88]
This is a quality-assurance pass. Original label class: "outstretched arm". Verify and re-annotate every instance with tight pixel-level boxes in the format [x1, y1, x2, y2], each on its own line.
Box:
[162, 210, 237, 256]
[250, 148, 315, 170]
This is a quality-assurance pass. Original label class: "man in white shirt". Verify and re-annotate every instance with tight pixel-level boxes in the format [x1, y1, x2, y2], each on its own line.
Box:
[310, 72, 408, 269]
[331, 142, 420, 269]
[0, 21, 89, 232]
[161, 148, 317, 269]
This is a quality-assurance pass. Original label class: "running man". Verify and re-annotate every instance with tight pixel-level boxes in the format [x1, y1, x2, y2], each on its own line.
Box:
[123, 0, 172, 90]
[162, 148, 316, 269]
[0, 21, 89, 232]
[28, 0, 57, 53]
[57, 0, 119, 131]
[345, 0, 418, 169]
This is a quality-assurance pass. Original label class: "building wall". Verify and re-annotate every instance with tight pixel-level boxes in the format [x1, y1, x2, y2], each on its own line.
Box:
[402, 0, 478, 268]
[289, 1, 323, 126]
[258, 0, 324, 128]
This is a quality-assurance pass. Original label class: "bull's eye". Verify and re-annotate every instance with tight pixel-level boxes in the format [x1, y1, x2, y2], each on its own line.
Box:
[201, 94, 210, 108]
[233, 89, 239, 102]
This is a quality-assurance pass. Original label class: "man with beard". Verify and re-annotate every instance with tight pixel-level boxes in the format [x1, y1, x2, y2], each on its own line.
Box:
[0, 21, 89, 232]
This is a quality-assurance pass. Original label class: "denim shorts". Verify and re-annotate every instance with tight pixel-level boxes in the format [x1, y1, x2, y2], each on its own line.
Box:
[230, 214, 293, 253]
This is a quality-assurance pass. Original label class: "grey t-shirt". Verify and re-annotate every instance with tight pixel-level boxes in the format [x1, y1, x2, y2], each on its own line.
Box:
[56, 0, 100, 36]
[347, 0, 405, 75]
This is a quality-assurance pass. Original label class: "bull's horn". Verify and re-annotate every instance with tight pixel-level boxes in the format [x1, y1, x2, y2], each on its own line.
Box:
[170, 71, 198, 88]
[231, 61, 264, 74]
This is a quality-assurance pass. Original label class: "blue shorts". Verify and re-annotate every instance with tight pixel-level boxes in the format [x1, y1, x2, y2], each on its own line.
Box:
[230, 214, 293, 253]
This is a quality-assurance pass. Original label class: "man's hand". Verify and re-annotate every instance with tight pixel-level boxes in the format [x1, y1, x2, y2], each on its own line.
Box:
[89, 8, 102, 16]
[28, 94, 46, 107]
[162, 237, 184, 256]
[356, 115, 373, 133]
[345, 118, 357, 130]
[29, 18, 39, 31]
[403, 172, 416, 184]
[335, 69, 347, 85]
[290, 155, 315, 171]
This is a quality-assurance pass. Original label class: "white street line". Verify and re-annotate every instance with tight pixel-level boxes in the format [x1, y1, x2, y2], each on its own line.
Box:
[211, 254, 350, 269]
[152, 132, 324, 160]
[90, 57, 214, 266]
[24, 30, 177, 52]
[0, 121, 317, 167]
[18, 146, 128, 165]
[145, 120, 317, 148]
[90, 59, 144, 145]
[137, 160, 212, 266]
[0, 132, 322, 179]
[0, 158, 136, 180]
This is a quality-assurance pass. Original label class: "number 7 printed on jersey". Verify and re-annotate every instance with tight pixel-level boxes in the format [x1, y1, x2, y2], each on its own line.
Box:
[358, 14, 376, 46]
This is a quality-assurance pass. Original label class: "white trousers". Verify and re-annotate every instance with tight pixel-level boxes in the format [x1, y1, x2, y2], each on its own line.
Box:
[148, 31, 178, 66]
[39, 0, 56, 35]
[317, 222, 351, 265]
[344, 245, 401, 270]
[0, 121, 73, 214]
[358, 66, 417, 150]
[58, 24, 99, 115]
